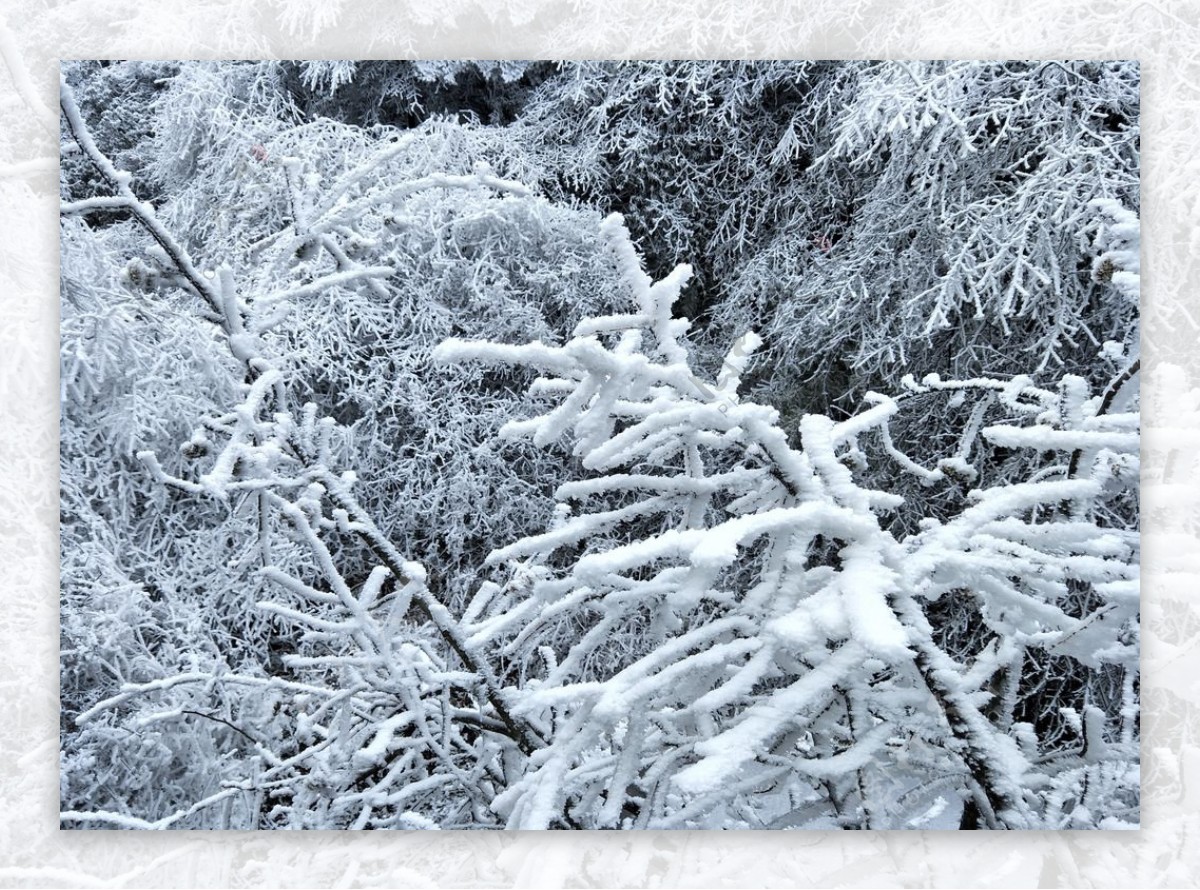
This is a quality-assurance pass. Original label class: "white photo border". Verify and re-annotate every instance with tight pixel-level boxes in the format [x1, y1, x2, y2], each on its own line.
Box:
[2, 1, 1194, 885]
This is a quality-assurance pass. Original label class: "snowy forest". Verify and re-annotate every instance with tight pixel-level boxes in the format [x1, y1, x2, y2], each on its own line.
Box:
[59, 60, 1140, 831]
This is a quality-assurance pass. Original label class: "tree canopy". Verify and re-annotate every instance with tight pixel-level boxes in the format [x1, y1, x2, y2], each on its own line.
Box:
[60, 59, 1140, 830]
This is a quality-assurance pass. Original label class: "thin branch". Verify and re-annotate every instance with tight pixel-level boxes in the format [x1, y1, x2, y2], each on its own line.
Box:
[180, 709, 258, 744]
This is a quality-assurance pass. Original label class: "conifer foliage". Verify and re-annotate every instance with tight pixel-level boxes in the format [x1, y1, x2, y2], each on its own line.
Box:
[59, 60, 1140, 830]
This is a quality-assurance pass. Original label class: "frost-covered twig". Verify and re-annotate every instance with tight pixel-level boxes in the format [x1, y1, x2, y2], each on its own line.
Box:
[438, 213, 1138, 829]
[60, 75, 547, 827]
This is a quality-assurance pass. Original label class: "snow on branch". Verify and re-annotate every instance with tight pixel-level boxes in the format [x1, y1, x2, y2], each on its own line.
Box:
[437, 212, 1137, 829]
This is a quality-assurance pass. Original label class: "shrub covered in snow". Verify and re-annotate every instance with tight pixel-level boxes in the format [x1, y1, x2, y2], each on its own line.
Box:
[59, 60, 1139, 830]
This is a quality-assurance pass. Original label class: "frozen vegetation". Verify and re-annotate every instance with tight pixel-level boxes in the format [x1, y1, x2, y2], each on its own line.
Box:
[59, 60, 1140, 830]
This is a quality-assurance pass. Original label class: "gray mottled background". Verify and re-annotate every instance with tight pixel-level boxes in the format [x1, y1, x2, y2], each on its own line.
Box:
[1, 1, 1195, 886]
